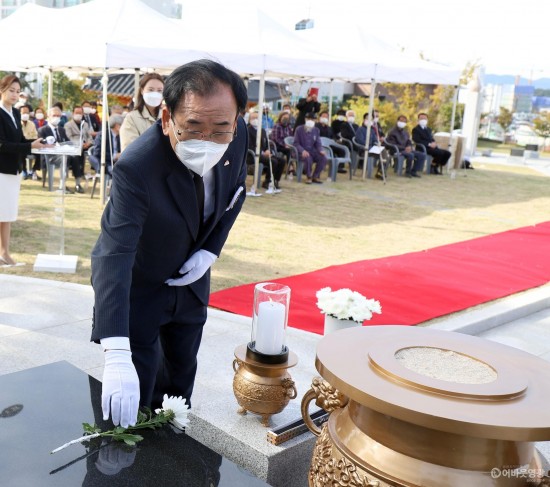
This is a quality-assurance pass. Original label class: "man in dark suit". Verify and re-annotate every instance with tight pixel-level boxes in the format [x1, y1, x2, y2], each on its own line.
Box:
[412, 112, 451, 174]
[90, 114, 123, 175]
[38, 106, 81, 192]
[91, 60, 248, 429]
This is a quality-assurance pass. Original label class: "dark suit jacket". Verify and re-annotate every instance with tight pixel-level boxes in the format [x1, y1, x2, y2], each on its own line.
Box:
[412, 125, 435, 147]
[92, 129, 120, 167]
[340, 122, 359, 142]
[37, 124, 70, 143]
[0, 106, 33, 175]
[90, 118, 248, 341]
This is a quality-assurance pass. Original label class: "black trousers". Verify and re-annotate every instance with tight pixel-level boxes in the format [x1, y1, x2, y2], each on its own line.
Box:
[260, 153, 285, 183]
[130, 287, 206, 410]
[427, 146, 451, 166]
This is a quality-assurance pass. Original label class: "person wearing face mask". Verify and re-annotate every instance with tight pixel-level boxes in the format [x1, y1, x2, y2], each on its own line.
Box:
[90, 59, 248, 429]
[412, 112, 450, 175]
[65, 106, 94, 193]
[82, 101, 101, 137]
[247, 111, 285, 190]
[38, 106, 79, 192]
[33, 107, 47, 130]
[386, 115, 426, 178]
[281, 103, 296, 128]
[330, 109, 346, 141]
[293, 112, 327, 184]
[270, 111, 295, 169]
[316, 111, 347, 173]
[120, 73, 164, 152]
[19, 104, 39, 180]
[90, 114, 123, 179]
[340, 110, 359, 142]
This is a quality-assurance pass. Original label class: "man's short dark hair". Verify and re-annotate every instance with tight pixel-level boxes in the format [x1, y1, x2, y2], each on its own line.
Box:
[163, 59, 247, 116]
[418, 112, 429, 119]
[336, 109, 346, 116]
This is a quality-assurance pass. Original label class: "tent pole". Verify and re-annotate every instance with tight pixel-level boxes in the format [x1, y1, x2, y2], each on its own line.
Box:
[47, 68, 53, 110]
[247, 72, 265, 197]
[133, 69, 140, 106]
[99, 70, 109, 205]
[448, 85, 459, 176]
[328, 78, 334, 121]
[362, 76, 377, 180]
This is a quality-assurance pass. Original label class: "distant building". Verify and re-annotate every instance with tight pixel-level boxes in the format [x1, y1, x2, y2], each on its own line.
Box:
[295, 18, 314, 30]
[514, 85, 535, 113]
[1, 0, 181, 19]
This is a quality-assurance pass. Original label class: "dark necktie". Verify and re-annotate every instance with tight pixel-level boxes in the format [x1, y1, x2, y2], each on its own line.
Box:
[193, 173, 205, 228]
[54, 127, 60, 141]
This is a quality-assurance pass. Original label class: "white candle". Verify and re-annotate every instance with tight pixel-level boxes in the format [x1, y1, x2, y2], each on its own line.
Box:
[255, 301, 285, 355]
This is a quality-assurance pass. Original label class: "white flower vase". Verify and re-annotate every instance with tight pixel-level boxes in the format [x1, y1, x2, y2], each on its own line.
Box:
[323, 315, 361, 335]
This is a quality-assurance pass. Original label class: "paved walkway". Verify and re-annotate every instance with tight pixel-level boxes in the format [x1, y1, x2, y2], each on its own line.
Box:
[1, 273, 549, 465]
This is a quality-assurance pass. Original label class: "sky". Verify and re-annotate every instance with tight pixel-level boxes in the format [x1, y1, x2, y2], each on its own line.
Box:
[251, 0, 550, 80]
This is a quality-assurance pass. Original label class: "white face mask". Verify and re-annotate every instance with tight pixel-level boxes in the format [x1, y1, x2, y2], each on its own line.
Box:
[250, 119, 259, 128]
[171, 121, 229, 177]
[364, 120, 371, 127]
[49, 116, 61, 126]
[320, 117, 328, 125]
[73, 114, 82, 122]
[305, 120, 315, 128]
[143, 91, 163, 108]
[91, 108, 97, 114]
[284, 109, 291, 113]
[347, 116, 355, 123]
[397, 121, 407, 129]
[419, 119, 428, 128]
[337, 115, 345, 121]
[21, 113, 30, 121]
[373, 117, 379, 123]
[35, 113, 44, 120]
[83, 107, 92, 115]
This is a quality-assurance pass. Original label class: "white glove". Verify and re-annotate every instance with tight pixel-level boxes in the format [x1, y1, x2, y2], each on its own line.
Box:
[101, 349, 140, 428]
[165, 249, 217, 287]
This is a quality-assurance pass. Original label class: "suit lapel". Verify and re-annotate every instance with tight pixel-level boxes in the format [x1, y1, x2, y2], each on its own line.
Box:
[166, 160, 200, 241]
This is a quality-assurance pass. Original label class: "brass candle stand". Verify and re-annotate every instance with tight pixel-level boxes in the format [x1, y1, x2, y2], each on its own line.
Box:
[233, 343, 298, 426]
[301, 326, 550, 486]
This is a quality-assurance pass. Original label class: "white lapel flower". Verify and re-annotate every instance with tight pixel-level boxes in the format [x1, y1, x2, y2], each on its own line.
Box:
[155, 394, 190, 430]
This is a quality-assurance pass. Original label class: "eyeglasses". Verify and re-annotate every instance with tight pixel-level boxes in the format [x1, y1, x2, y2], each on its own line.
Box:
[172, 119, 235, 145]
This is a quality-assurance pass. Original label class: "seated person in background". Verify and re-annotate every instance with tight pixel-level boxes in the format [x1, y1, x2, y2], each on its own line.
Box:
[340, 109, 359, 142]
[110, 104, 124, 116]
[356, 112, 388, 179]
[53, 101, 68, 127]
[38, 106, 80, 192]
[411, 112, 450, 175]
[90, 115, 123, 175]
[270, 111, 294, 171]
[281, 103, 296, 128]
[331, 109, 346, 141]
[317, 110, 346, 172]
[20, 104, 39, 180]
[33, 107, 47, 130]
[293, 112, 327, 184]
[261, 105, 274, 130]
[247, 111, 285, 190]
[65, 105, 94, 193]
[386, 115, 426, 178]
[316, 110, 332, 138]
[295, 87, 320, 127]
[82, 101, 100, 137]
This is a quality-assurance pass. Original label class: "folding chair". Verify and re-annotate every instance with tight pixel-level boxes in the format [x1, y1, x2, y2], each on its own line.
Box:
[415, 143, 434, 174]
[321, 137, 354, 181]
[283, 136, 303, 183]
[247, 149, 264, 189]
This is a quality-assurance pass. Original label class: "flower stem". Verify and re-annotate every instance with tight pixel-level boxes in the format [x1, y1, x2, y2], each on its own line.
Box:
[50, 432, 101, 454]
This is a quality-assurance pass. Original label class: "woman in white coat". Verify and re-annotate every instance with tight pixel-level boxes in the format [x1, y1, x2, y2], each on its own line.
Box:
[120, 73, 164, 151]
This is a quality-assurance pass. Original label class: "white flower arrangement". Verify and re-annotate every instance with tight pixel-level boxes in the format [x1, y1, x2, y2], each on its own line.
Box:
[316, 287, 382, 323]
[51, 394, 189, 454]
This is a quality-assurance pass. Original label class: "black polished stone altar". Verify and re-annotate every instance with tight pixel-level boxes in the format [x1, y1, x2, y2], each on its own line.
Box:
[0, 361, 269, 487]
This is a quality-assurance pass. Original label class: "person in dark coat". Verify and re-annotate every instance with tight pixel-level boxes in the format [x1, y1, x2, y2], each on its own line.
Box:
[412, 112, 451, 174]
[295, 87, 321, 127]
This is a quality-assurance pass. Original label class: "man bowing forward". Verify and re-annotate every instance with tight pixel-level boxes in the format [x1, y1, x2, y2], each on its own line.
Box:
[91, 60, 248, 428]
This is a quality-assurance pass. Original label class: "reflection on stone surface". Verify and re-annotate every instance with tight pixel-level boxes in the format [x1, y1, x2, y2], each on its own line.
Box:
[0, 361, 269, 487]
[0, 404, 23, 417]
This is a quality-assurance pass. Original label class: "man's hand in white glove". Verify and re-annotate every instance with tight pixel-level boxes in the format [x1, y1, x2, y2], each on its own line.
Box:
[102, 348, 140, 428]
[165, 249, 217, 287]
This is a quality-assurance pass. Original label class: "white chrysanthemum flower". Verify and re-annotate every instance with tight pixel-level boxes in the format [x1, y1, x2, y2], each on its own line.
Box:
[155, 394, 190, 430]
[316, 287, 382, 323]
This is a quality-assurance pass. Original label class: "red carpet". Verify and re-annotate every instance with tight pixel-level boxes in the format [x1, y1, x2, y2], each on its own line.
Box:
[210, 222, 550, 334]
